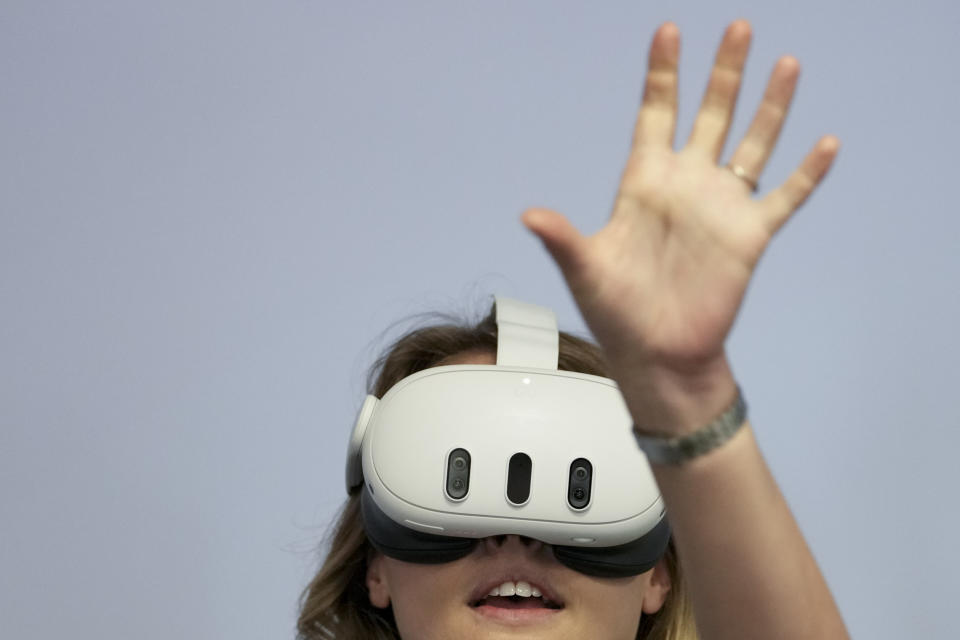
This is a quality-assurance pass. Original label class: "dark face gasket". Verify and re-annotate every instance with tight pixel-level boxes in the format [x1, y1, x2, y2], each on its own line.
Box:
[359, 486, 671, 578]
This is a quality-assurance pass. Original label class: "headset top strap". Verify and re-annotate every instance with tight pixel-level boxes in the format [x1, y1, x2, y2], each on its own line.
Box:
[494, 296, 559, 370]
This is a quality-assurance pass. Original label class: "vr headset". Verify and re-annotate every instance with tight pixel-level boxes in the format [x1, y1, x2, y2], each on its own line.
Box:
[345, 296, 670, 577]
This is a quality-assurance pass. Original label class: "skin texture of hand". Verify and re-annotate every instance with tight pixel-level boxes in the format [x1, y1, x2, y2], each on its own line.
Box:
[522, 19, 840, 426]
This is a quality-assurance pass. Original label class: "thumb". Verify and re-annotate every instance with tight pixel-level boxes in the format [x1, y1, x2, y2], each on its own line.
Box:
[521, 207, 590, 284]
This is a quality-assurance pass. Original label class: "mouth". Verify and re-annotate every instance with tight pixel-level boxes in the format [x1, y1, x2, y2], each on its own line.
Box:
[470, 594, 564, 610]
[468, 581, 565, 624]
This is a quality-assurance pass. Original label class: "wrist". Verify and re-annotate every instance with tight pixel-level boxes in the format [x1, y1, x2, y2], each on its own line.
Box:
[633, 384, 748, 465]
[609, 353, 739, 437]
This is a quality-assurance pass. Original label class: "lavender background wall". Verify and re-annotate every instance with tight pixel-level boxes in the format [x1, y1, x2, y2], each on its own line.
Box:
[2, 1, 957, 638]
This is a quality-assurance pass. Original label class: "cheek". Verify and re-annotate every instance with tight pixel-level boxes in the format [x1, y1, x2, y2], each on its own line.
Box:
[568, 574, 649, 634]
[384, 562, 468, 639]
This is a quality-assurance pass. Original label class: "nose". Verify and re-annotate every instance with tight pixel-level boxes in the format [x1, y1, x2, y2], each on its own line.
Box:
[482, 534, 544, 554]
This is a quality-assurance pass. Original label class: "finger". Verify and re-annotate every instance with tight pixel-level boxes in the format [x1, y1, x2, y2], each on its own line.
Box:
[521, 208, 590, 285]
[759, 135, 841, 233]
[632, 22, 680, 150]
[725, 56, 801, 188]
[686, 19, 752, 161]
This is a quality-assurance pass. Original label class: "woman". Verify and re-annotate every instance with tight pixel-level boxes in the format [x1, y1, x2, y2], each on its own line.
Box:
[299, 19, 850, 640]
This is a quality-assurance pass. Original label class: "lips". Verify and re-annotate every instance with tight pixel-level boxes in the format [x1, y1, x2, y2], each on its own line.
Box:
[468, 586, 565, 626]
[467, 577, 565, 610]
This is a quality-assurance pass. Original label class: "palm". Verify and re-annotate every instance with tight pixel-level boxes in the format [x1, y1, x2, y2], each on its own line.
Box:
[584, 146, 768, 363]
[524, 20, 839, 373]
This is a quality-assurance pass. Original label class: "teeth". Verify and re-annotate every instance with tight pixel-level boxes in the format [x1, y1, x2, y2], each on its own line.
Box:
[487, 580, 539, 598]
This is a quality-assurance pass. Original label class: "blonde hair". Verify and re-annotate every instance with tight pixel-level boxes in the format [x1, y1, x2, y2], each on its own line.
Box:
[297, 305, 699, 639]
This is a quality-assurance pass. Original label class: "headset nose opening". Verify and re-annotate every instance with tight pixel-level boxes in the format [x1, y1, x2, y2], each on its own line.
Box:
[482, 534, 545, 554]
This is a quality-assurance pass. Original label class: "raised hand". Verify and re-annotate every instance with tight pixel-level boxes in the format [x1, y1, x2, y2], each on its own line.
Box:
[522, 20, 839, 409]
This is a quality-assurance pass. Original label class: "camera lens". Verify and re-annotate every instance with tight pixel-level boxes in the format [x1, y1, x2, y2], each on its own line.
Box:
[446, 448, 471, 500]
[567, 458, 592, 509]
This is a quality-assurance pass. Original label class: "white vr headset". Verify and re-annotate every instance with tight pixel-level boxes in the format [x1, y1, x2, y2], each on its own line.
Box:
[344, 296, 670, 577]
